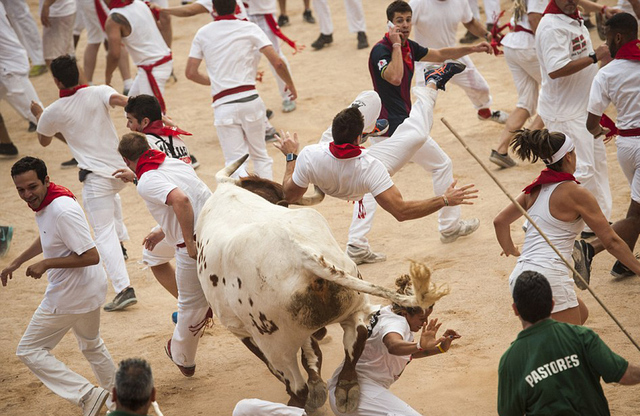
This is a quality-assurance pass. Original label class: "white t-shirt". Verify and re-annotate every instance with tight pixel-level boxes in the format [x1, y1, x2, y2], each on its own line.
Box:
[136, 158, 212, 246]
[292, 143, 394, 201]
[37, 85, 128, 179]
[196, 0, 248, 20]
[109, 0, 170, 66]
[146, 132, 193, 165]
[38, 0, 76, 18]
[536, 13, 597, 121]
[36, 196, 108, 314]
[0, 2, 30, 75]
[245, 0, 276, 16]
[587, 58, 640, 130]
[501, 0, 547, 49]
[189, 19, 271, 105]
[410, 0, 473, 49]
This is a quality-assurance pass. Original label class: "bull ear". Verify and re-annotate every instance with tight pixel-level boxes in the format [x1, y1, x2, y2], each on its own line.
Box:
[292, 185, 325, 206]
[215, 154, 250, 184]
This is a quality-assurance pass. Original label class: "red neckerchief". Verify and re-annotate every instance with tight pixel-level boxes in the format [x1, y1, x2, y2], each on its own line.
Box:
[329, 142, 364, 159]
[543, 0, 582, 20]
[383, 33, 413, 72]
[59, 84, 88, 98]
[135, 149, 167, 178]
[522, 169, 580, 194]
[109, 0, 133, 9]
[33, 182, 76, 212]
[615, 39, 640, 61]
[214, 14, 238, 20]
[142, 120, 192, 137]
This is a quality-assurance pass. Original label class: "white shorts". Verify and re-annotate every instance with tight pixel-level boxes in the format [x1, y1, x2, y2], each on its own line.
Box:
[504, 46, 541, 116]
[509, 261, 578, 313]
[76, 0, 106, 44]
[616, 135, 640, 204]
[142, 225, 175, 267]
[43, 14, 76, 60]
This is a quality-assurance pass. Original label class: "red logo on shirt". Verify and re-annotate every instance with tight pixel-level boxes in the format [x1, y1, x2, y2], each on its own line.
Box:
[571, 35, 587, 52]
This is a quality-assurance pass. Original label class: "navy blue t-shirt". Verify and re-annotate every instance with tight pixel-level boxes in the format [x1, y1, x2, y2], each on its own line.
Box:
[368, 37, 429, 135]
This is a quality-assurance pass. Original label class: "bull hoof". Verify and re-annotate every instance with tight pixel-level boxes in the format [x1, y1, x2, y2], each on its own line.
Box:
[306, 378, 328, 410]
[335, 379, 360, 413]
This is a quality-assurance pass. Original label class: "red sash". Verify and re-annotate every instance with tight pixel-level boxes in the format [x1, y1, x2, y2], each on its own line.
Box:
[543, 0, 582, 20]
[139, 53, 173, 114]
[142, 120, 191, 137]
[329, 142, 364, 159]
[263, 13, 302, 53]
[489, 10, 509, 55]
[514, 25, 534, 35]
[522, 169, 579, 194]
[135, 149, 167, 178]
[383, 33, 413, 72]
[615, 39, 640, 61]
[33, 183, 76, 212]
[59, 84, 88, 98]
[212, 85, 256, 103]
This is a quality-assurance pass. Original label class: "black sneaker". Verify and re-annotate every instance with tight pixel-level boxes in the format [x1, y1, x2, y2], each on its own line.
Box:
[61, 158, 78, 169]
[312, 33, 333, 50]
[580, 230, 596, 239]
[28, 122, 37, 132]
[103, 287, 137, 311]
[424, 60, 466, 91]
[459, 30, 479, 44]
[278, 14, 290, 27]
[489, 149, 516, 168]
[572, 240, 593, 290]
[0, 143, 18, 158]
[121, 242, 128, 260]
[357, 31, 369, 49]
[266, 109, 274, 120]
[190, 154, 200, 169]
[265, 126, 277, 142]
[303, 9, 315, 23]
[0, 225, 13, 258]
[611, 259, 637, 279]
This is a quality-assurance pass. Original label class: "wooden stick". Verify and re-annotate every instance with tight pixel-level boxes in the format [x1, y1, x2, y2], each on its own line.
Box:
[441, 117, 640, 353]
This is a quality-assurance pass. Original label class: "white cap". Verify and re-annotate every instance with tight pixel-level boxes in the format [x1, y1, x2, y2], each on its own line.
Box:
[350, 90, 381, 134]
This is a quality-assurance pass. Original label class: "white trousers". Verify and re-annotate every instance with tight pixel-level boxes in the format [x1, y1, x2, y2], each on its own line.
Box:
[328, 377, 421, 416]
[468, 0, 501, 25]
[348, 136, 459, 248]
[0, 0, 45, 65]
[128, 60, 172, 100]
[16, 306, 116, 407]
[542, 117, 612, 226]
[233, 399, 306, 416]
[171, 247, 210, 368]
[113, 193, 129, 243]
[82, 176, 131, 294]
[416, 55, 492, 109]
[76, 0, 106, 43]
[0, 72, 40, 124]
[313, 0, 366, 35]
[616, 135, 640, 204]
[503, 46, 541, 115]
[42, 13, 76, 60]
[249, 13, 293, 102]
[213, 96, 273, 179]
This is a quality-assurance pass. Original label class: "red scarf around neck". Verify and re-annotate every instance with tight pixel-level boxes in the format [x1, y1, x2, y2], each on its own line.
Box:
[59, 84, 88, 98]
[142, 120, 192, 137]
[543, 0, 582, 20]
[329, 142, 364, 159]
[214, 14, 238, 21]
[384, 33, 413, 72]
[109, 0, 133, 9]
[135, 149, 167, 179]
[522, 169, 580, 194]
[615, 39, 640, 61]
[33, 182, 76, 212]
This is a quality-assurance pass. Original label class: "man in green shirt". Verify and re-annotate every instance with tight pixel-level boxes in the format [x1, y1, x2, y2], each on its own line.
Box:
[110, 358, 156, 416]
[498, 271, 640, 415]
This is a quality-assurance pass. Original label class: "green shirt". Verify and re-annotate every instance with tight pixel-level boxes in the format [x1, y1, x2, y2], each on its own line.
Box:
[497, 319, 628, 416]
[108, 411, 148, 416]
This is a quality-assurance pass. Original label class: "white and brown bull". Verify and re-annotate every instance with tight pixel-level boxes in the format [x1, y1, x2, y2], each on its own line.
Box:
[195, 156, 447, 413]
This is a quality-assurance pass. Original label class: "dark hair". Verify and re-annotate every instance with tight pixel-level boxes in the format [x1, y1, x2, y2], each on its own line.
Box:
[125, 95, 163, 124]
[386, 0, 412, 21]
[513, 271, 553, 323]
[50, 55, 79, 88]
[213, 0, 236, 15]
[605, 12, 638, 41]
[119, 132, 151, 160]
[11, 157, 48, 183]
[115, 358, 154, 412]
[331, 107, 364, 145]
[510, 128, 567, 171]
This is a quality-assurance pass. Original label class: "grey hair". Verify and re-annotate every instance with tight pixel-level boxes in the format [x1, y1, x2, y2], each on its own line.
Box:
[115, 358, 154, 411]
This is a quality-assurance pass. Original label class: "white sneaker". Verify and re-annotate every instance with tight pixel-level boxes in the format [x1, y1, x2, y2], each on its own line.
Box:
[478, 110, 508, 124]
[282, 99, 297, 113]
[346, 245, 387, 265]
[81, 387, 109, 416]
[440, 219, 480, 244]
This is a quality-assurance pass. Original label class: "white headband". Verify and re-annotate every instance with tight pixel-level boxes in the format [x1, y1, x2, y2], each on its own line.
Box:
[543, 136, 575, 165]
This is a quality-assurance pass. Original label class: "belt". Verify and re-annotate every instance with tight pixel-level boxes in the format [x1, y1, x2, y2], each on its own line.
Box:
[222, 94, 259, 105]
[177, 234, 196, 248]
[138, 53, 173, 114]
[618, 128, 640, 137]
[79, 168, 92, 183]
[213, 85, 256, 103]
[514, 25, 534, 35]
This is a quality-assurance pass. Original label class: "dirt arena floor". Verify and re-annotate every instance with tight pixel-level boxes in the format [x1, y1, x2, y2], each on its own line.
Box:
[2, 0, 640, 414]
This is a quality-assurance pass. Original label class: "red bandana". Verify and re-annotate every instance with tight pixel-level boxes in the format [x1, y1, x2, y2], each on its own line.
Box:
[384, 33, 413, 72]
[33, 182, 76, 212]
[522, 169, 580, 194]
[59, 84, 88, 98]
[135, 149, 167, 178]
[109, 0, 133, 9]
[142, 120, 192, 137]
[544, 0, 582, 20]
[615, 39, 640, 61]
[214, 14, 238, 21]
[329, 142, 364, 159]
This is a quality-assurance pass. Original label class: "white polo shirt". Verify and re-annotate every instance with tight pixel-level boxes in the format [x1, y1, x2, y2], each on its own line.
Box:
[136, 158, 212, 246]
[196, 0, 248, 19]
[37, 85, 128, 179]
[410, 0, 473, 48]
[38, 0, 76, 18]
[36, 196, 107, 314]
[588, 58, 640, 130]
[0, 2, 30, 75]
[536, 13, 597, 121]
[189, 19, 271, 106]
[501, 0, 547, 50]
[292, 143, 394, 201]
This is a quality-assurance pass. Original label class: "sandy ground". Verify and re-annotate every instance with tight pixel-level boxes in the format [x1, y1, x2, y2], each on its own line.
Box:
[2, 0, 640, 414]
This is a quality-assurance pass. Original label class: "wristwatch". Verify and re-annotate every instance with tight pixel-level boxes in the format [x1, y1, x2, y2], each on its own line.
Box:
[286, 153, 298, 162]
[589, 52, 598, 64]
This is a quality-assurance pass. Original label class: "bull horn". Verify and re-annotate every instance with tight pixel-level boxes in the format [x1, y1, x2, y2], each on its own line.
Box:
[215, 154, 249, 184]
[293, 185, 325, 206]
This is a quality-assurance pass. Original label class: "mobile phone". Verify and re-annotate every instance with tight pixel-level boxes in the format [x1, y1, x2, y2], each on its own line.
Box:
[387, 21, 395, 30]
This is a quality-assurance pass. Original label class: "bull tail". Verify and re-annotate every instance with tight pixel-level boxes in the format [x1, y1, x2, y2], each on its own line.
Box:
[300, 250, 448, 309]
[215, 154, 250, 184]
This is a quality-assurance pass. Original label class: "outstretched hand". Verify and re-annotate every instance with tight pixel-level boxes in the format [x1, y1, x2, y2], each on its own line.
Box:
[418, 318, 445, 351]
[273, 131, 300, 156]
[471, 41, 493, 55]
[444, 180, 478, 206]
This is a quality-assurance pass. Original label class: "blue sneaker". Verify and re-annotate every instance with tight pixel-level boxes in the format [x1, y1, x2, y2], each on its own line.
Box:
[361, 119, 389, 144]
[172, 311, 178, 325]
[424, 60, 466, 91]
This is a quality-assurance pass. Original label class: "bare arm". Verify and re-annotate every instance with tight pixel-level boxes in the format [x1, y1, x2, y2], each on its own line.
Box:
[25, 247, 100, 280]
[586, 112, 605, 137]
[381, 25, 404, 86]
[105, 16, 124, 86]
[1, 237, 43, 286]
[619, 363, 640, 385]
[40, 0, 56, 27]
[630, 0, 640, 19]
[161, 3, 207, 17]
[166, 188, 197, 259]
[109, 93, 129, 108]
[462, 17, 491, 40]
[528, 12, 543, 34]
[273, 132, 308, 203]
[261, 45, 297, 100]
[549, 44, 609, 79]
[424, 42, 492, 63]
[493, 193, 527, 257]
[185, 57, 210, 86]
